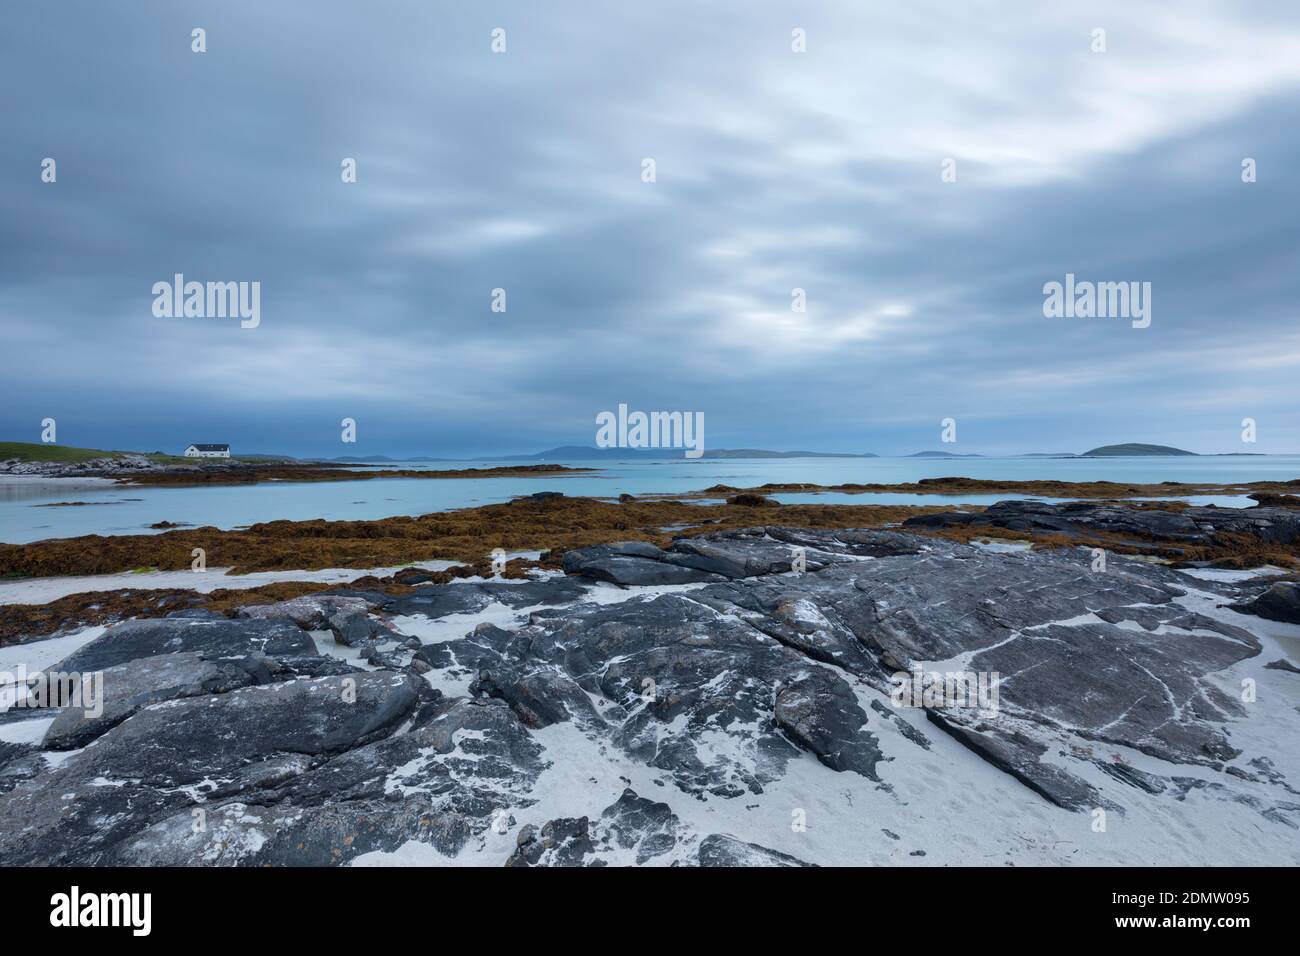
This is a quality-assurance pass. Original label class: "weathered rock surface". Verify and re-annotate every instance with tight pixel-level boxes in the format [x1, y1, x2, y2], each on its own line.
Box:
[328, 611, 400, 647]
[542, 529, 1265, 795]
[502, 789, 814, 867]
[905, 499, 1300, 551]
[383, 578, 590, 619]
[54, 615, 314, 672]
[562, 543, 723, 586]
[695, 834, 815, 867]
[0, 672, 421, 865]
[0, 455, 162, 478]
[237, 594, 372, 629]
[107, 696, 544, 866]
[42, 651, 267, 749]
[1232, 581, 1300, 625]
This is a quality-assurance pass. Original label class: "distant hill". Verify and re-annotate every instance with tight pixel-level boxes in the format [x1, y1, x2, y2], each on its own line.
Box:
[1081, 443, 1196, 457]
[907, 450, 984, 459]
[503, 446, 877, 461]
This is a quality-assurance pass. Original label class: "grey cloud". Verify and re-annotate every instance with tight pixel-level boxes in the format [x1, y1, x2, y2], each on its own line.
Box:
[2, 0, 1299, 457]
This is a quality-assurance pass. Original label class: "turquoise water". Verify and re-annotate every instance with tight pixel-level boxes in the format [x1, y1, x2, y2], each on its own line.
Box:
[1, 455, 1296, 544]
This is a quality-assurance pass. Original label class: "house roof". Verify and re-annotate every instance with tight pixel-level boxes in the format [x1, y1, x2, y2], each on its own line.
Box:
[188, 444, 230, 451]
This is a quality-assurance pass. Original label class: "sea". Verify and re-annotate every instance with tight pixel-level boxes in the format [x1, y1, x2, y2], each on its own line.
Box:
[2, 455, 1298, 545]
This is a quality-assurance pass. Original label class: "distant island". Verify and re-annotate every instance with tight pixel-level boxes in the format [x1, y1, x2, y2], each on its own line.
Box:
[907, 450, 984, 459]
[1080, 443, 1196, 457]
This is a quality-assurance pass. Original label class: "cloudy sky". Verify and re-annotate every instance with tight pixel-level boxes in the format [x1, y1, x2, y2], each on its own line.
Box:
[3, 0, 1299, 457]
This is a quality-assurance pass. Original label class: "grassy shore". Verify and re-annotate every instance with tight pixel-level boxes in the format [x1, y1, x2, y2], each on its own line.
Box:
[0, 441, 189, 464]
[0, 441, 592, 484]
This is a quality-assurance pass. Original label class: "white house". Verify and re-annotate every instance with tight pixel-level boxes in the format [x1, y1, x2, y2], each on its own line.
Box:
[184, 443, 230, 459]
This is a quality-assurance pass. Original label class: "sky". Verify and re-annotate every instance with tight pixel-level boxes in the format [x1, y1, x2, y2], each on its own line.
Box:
[2, 0, 1299, 458]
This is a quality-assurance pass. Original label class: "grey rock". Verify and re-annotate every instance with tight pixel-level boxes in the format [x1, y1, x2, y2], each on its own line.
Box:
[41, 651, 263, 750]
[328, 611, 397, 647]
[110, 695, 543, 866]
[506, 817, 597, 867]
[0, 672, 421, 865]
[1233, 582, 1300, 625]
[383, 578, 590, 620]
[503, 788, 683, 867]
[774, 669, 879, 778]
[238, 594, 372, 629]
[600, 788, 681, 864]
[563, 543, 724, 586]
[696, 834, 815, 867]
[393, 567, 438, 585]
[54, 616, 314, 673]
[470, 666, 603, 729]
[905, 499, 1300, 551]
[665, 533, 807, 579]
[109, 798, 468, 866]
[927, 710, 1103, 811]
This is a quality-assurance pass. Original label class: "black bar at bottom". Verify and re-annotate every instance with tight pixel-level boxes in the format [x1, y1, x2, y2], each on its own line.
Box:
[0, 865, 1279, 941]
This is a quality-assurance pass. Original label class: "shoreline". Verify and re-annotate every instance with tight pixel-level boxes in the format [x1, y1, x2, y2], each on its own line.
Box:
[112, 462, 593, 486]
[0, 476, 116, 488]
[3, 476, 1299, 578]
[3, 489, 1299, 643]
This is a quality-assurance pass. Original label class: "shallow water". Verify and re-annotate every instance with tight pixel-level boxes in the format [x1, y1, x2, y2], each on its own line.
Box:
[1, 455, 1295, 544]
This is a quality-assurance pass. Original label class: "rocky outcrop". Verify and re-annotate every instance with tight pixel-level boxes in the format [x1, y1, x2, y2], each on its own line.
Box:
[53, 615, 314, 672]
[0, 455, 163, 478]
[42, 651, 267, 749]
[1, 518, 1293, 866]
[562, 542, 723, 586]
[0, 671, 423, 865]
[502, 789, 814, 867]
[695, 834, 815, 867]
[1232, 581, 1300, 625]
[237, 594, 372, 629]
[904, 499, 1300, 551]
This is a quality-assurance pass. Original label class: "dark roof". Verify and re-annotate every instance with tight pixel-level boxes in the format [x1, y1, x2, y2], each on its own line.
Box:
[188, 443, 230, 451]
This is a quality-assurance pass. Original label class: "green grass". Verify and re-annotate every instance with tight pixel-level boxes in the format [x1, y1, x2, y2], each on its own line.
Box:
[0, 441, 131, 463]
[0, 441, 259, 465]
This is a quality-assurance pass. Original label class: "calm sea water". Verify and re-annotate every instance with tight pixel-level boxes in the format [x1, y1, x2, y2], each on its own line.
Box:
[1, 455, 1296, 545]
